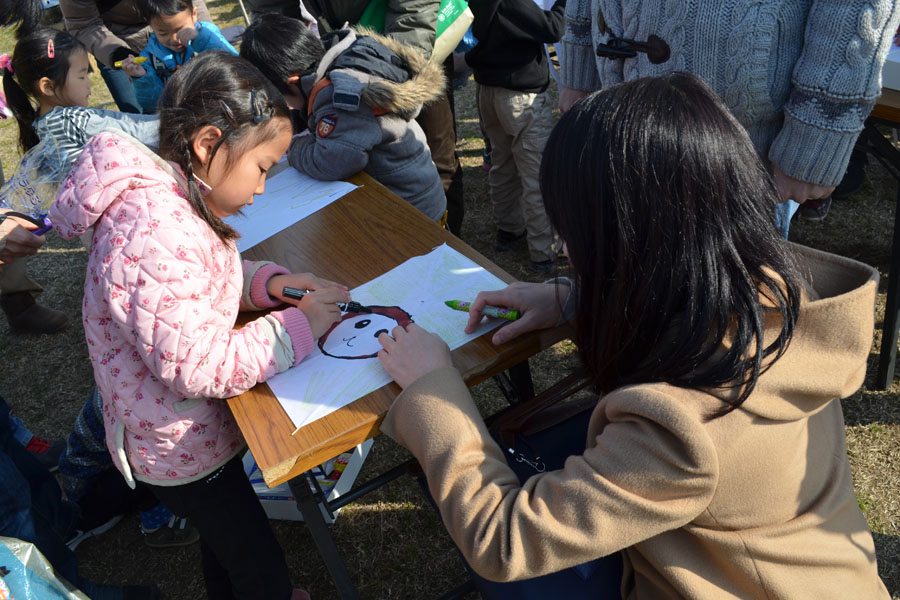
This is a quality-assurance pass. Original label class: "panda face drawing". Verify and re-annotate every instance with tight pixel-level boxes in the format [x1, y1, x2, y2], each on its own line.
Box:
[317, 306, 413, 359]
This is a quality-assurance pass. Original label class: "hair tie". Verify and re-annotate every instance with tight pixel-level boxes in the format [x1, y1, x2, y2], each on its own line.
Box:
[249, 88, 272, 123]
[0, 54, 14, 74]
[47, 39, 55, 59]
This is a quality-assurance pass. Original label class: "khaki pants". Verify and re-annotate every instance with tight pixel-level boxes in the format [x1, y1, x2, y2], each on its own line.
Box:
[477, 84, 556, 262]
[0, 257, 43, 298]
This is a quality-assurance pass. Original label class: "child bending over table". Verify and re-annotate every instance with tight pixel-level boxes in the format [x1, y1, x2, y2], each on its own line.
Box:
[50, 52, 348, 600]
[240, 14, 447, 224]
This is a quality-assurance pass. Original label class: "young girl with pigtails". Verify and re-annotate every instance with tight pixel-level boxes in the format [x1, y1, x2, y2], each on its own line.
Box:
[50, 51, 347, 600]
[0, 27, 158, 334]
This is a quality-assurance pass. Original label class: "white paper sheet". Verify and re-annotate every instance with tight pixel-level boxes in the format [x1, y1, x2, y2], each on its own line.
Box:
[224, 162, 357, 252]
[266, 244, 509, 432]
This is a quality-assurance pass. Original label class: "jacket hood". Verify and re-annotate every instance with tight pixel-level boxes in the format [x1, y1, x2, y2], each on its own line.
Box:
[717, 243, 878, 421]
[50, 131, 185, 240]
[311, 28, 446, 120]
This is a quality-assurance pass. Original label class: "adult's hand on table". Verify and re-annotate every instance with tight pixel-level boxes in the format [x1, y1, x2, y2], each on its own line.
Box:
[465, 281, 570, 345]
[378, 323, 452, 389]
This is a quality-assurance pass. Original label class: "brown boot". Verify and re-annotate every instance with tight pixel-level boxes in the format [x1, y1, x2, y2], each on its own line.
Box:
[1, 292, 68, 334]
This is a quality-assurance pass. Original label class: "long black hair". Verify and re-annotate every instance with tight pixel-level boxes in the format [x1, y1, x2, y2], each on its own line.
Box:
[157, 51, 290, 243]
[540, 73, 802, 417]
[3, 27, 86, 151]
[239, 13, 325, 94]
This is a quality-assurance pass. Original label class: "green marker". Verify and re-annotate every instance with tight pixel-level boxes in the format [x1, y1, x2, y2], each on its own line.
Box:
[444, 299, 520, 321]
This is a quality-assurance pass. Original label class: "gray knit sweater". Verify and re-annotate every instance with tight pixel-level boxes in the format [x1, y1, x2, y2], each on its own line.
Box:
[558, 0, 900, 187]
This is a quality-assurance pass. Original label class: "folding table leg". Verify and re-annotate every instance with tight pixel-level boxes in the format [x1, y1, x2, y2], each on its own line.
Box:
[876, 177, 900, 389]
[508, 360, 535, 401]
[288, 473, 360, 600]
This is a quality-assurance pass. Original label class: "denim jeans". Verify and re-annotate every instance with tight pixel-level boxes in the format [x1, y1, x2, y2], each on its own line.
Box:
[774, 199, 800, 239]
[98, 60, 143, 114]
[0, 395, 127, 600]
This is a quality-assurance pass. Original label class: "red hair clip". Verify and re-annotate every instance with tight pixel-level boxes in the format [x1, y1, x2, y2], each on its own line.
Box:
[47, 39, 55, 59]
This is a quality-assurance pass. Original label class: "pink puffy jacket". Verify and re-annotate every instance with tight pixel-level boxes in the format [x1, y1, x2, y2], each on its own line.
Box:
[51, 132, 315, 487]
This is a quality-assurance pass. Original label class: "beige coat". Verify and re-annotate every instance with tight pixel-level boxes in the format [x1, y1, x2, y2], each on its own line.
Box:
[382, 244, 888, 599]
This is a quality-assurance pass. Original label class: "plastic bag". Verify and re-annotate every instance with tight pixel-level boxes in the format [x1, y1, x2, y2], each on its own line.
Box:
[0, 133, 68, 224]
[0, 537, 88, 600]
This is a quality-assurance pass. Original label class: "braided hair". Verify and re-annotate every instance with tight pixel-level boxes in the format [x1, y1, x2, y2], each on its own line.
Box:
[157, 51, 290, 243]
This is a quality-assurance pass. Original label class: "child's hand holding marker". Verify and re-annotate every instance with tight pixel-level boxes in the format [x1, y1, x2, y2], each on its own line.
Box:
[265, 273, 351, 338]
[117, 55, 147, 78]
[461, 282, 572, 346]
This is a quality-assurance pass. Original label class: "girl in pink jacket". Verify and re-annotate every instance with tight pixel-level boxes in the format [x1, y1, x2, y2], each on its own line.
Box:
[50, 53, 343, 600]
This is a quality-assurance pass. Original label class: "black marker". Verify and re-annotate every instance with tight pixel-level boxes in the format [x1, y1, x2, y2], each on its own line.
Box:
[282, 286, 372, 314]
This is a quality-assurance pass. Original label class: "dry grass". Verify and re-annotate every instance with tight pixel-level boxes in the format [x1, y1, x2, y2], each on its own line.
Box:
[0, 3, 898, 598]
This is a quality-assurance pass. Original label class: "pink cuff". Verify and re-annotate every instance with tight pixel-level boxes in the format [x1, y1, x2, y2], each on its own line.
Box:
[272, 308, 316, 366]
[250, 263, 290, 309]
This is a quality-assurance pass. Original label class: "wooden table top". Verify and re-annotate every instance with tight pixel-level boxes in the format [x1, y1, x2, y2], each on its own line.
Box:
[228, 171, 572, 487]
[873, 88, 900, 123]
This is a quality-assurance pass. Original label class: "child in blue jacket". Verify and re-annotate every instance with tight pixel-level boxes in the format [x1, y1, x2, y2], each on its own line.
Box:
[121, 0, 237, 113]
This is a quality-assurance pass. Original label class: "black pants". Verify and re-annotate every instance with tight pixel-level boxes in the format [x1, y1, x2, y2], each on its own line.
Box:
[147, 455, 292, 600]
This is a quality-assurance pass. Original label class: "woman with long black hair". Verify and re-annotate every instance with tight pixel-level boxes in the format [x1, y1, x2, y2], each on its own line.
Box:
[376, 73, 888, 598]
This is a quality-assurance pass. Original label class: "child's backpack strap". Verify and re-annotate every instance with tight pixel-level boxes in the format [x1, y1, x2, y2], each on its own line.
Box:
[306, 75, 389, 118]
[150, 54, 177, 84]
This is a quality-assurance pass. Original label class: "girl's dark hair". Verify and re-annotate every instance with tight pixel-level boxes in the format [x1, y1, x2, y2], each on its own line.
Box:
[540, 72, 802, 418]
[157, 51, 290, 243]
[239, 13, 325, 94]
[0, 0, 41, 39]
[136, 0, 192, 23]
[3, 28, 87, 151]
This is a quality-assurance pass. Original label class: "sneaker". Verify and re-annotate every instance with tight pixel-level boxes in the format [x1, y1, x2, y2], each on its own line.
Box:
[529, 259, 560, 274]
[832, 149, 868, 199]
[67, 514, 123, 550]
[482, 149, 492, 172]
[494, 229, 527, 252]
[798, 197, 832, 221]
[142, 516, 199, 548]
[25, 437, 66, 473]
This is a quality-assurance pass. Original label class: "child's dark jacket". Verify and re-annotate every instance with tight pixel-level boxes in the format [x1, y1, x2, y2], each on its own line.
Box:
[466, 0, 566, 93]
[288, 28, 446, 221]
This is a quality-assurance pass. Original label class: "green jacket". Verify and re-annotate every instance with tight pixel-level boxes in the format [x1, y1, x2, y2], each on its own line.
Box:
[305, 0, 439, 58]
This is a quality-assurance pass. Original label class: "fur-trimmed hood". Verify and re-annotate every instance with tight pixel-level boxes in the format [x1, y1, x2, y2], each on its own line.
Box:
[305, 28, 446, 121]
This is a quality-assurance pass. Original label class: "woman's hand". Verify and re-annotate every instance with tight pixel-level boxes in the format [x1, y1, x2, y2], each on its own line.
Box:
[121, 55, 146, 78]
[465, 282, 570, 345]
[378, 323, 452, 389]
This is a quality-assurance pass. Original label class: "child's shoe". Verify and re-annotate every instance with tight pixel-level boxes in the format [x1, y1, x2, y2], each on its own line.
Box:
[24, 435, 66, 472]
[1, 291, 68, 334]
[798, 197, 832, 221]
[494, 229, 526, 252]
[141, 515, 199, 548]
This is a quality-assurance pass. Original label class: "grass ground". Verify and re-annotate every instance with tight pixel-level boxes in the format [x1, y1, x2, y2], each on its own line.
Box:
[0, 2, 898, 598]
